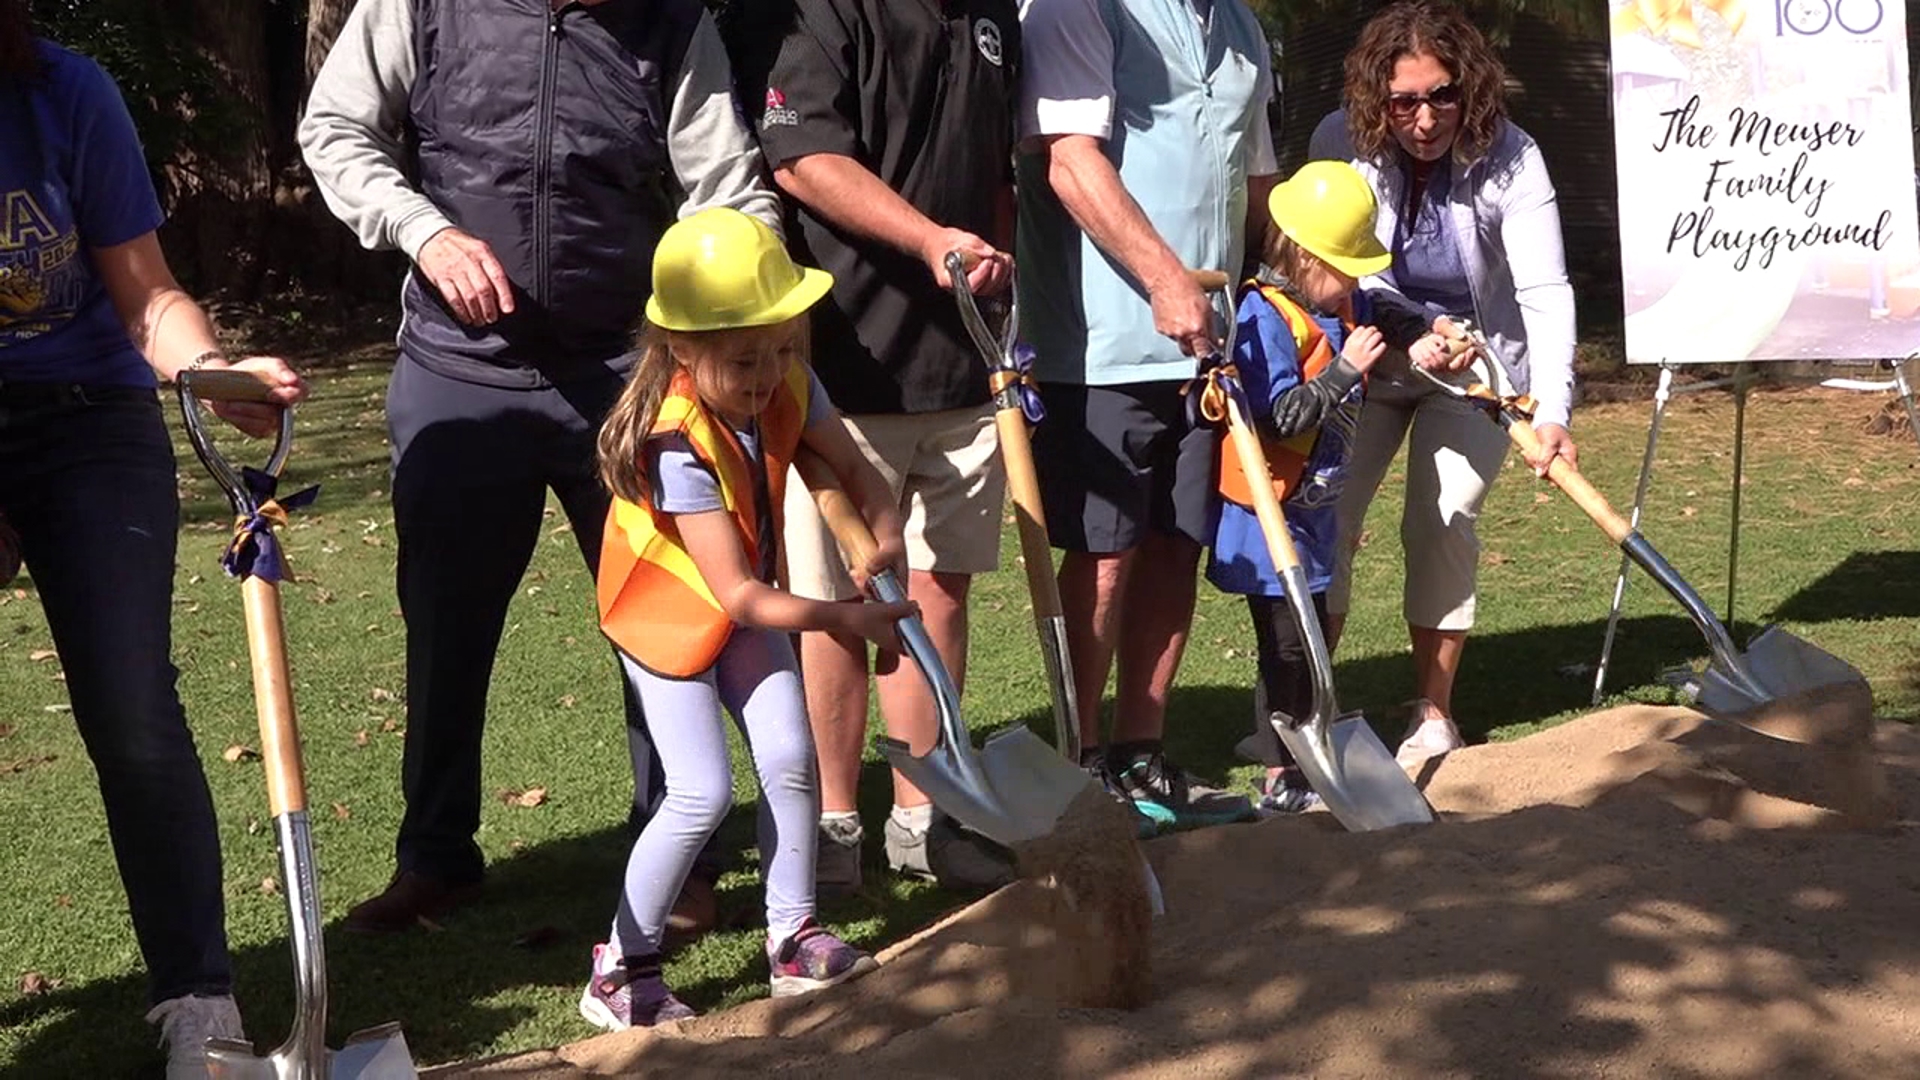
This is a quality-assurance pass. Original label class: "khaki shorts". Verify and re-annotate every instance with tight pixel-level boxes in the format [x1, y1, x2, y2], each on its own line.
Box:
[783, 404, 1005, 601]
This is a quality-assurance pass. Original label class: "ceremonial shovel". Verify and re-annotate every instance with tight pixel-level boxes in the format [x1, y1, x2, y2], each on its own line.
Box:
[944, 249, 1081, 763]
[1419, 326, 1873, 745]
[793, 448, 1164, 912]
[1191, 272, 1437, 831]
[178, 369, 418, 1080]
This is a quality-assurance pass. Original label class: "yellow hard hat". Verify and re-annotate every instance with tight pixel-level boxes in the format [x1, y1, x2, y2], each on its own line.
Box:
[1266, 161, 1392, 278]
[645, 207, 833, 332]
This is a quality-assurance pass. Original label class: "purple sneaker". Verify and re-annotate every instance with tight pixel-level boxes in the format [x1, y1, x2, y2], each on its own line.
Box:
[578, 943, 697, 1031]
[768, 919, 879, 997]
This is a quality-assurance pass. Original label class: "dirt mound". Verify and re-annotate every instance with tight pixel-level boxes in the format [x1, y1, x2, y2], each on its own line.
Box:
[430, 705, 1920, 1079]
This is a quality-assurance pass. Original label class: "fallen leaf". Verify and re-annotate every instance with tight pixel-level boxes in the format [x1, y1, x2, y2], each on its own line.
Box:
[247, 818, 261, 835]
[313, 588, 335, 604]
[28, 649, 56, 662]
[1681, 506, 1698, 517]
[1223, 647, 1240, 660]
[1484, 551, 1510, 566]
[331, 802, 351, 821]
[223, 744, 260, 763]
[380, 719, 399, 734]
[42, 704, 69, 714]
[353, 729, 370, 748]
[2, 754, 55, 774]
[370, 687, 396, 703]
[1842, 476, 1867, 488]
[53, 895, 71, 908]
[559, 694, 576, 708]
[1534, 492, 1553, 504]
[260, 876, 280, 896]
[499, 786, 548, 809]
[18, 972, 58, 996]
[0, 723, 13, 740]
[511, 925, 565, 950]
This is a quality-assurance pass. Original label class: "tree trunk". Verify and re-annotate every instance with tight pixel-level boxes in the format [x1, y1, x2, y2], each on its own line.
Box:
[160, 0, 275, 298]
[305, 0, 358, 90]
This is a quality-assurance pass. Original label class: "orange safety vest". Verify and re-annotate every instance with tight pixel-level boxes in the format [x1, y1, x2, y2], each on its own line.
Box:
[597, 361, 812, 677]
[1216, 281, 1355, 508]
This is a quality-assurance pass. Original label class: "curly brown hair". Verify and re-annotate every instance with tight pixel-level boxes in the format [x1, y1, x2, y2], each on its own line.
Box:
[1342, 1, 1507, 165]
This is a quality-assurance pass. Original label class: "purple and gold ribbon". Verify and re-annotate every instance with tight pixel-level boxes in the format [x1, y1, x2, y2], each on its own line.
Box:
[992, 344, 1048, 424]
[222, 467, 319, 583]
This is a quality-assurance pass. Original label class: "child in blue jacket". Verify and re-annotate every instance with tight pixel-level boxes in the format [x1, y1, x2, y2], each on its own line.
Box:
[1207, 161, 1451, 812]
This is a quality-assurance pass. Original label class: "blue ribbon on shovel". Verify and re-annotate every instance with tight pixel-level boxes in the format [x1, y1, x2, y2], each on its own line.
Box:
[993, 343, 1047, 424]
[222, 467, 319, 583]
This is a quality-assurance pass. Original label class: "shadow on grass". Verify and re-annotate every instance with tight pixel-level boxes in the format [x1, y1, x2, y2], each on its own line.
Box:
[1772, 550, 1920, 625]
[0, 613, 1709, 1076]
[0, 751, 987, 1076]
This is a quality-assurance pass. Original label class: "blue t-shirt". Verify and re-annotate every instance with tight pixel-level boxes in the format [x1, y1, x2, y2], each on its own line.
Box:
[1392, 157, 1476, 323]
[1206, 287, 1367, 599]
[1, 42, 166, 386]
[646, 368, 833, 584]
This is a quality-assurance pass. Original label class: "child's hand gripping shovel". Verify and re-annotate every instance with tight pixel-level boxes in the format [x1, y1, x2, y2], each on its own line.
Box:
[1190, 271, 1437, 831]
[793, 448, 1163, 913]
[176, 369, 418, 1080]
[943, 249, 1081, 763]
[1418, 326, 1873, 745]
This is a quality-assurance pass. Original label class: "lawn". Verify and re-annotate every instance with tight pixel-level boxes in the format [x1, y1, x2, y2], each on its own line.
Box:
[0, 355, 1915, 1077]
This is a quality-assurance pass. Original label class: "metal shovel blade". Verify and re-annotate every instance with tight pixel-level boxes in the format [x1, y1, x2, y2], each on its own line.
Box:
[1275, 711, 1436, 832]
[1683, 625, 1875, 745]
[873, 571, 1095, 849]
[206, 1025, 417, 1080]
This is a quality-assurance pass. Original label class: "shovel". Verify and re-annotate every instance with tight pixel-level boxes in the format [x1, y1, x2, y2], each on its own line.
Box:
[792, 449, 1164, 913]
[1415, 329, 1873, 745]
[177, 369, 418, 1080]
[943, 249, 1081, 762]
[1188, 274, 1437, 831]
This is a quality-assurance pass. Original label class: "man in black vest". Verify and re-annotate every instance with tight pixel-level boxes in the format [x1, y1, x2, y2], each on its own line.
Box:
[299, 0, 781, 933]
[727, 0, 1022, 892]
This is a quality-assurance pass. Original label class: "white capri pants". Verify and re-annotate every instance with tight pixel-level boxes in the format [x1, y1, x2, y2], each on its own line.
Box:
[1326, 368, 1512, 631]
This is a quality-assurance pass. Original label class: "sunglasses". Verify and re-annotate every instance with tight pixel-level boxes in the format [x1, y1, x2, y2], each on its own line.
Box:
[1387, 83, 1464, 118]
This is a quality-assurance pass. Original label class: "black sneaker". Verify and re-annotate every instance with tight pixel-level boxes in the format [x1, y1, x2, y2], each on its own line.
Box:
[1109, 748, 1255, 830]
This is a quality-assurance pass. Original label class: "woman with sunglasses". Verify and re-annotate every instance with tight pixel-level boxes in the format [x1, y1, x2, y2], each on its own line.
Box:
[1308, 0, 1575, 763]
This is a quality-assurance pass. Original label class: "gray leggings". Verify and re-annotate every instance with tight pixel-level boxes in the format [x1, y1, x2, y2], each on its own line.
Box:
[612, 629, 819, 956]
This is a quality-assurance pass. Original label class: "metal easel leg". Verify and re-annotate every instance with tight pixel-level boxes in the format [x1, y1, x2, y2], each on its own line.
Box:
[1593, 363, 1675, 705]
[1727, 365, 1750, 629]
[1895, 353, 1920, 456]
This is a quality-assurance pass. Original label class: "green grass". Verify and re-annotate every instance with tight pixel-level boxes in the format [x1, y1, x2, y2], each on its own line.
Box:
[0, 362, 1915, 1076]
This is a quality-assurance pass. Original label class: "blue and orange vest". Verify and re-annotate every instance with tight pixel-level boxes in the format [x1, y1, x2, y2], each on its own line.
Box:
[1215, 280, 1354, 509]
[597, 361, 812, 677]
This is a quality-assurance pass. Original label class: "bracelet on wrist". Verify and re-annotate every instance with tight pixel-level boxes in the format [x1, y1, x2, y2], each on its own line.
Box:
[184, 350, 227, 374]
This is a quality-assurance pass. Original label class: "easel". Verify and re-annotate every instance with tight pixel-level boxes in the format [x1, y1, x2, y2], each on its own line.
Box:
[1589, 353, 1920, 704]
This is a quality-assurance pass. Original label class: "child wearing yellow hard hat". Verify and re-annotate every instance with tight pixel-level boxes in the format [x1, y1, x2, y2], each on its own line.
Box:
[1206, 160, 1453, 813]
[586, 207, 906, 1028]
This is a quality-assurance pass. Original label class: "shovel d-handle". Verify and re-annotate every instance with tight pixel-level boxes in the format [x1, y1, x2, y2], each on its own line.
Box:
[177, 368, 294, 516]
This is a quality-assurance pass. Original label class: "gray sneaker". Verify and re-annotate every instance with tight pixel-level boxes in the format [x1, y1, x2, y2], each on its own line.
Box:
[884, 812, 1016, 891]
[816, 817, 864, 897]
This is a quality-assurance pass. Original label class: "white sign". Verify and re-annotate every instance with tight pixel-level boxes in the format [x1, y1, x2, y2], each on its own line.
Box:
[1610, 0, 1920, 363]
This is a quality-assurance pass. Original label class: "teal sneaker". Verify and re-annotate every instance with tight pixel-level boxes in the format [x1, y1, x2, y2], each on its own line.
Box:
[1110, 748, 1255, 831]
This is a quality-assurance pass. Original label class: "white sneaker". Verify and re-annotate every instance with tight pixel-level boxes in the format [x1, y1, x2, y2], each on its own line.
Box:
[146, 994, 246, 1079]
[1395, 699, 1464, 768]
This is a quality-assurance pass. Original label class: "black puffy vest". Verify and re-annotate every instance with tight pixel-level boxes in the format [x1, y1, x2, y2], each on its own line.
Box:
[402, 0, 702, 385]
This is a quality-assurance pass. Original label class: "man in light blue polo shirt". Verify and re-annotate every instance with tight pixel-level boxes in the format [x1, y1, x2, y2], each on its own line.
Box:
[1016, 0, 1277, 827]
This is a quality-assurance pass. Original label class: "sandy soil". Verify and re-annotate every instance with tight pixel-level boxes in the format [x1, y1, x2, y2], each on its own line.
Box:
[426, 704, 1920, 1079]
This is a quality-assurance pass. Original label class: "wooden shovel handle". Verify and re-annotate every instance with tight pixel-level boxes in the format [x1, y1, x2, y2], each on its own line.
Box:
[1222, 390, 1307, 575]
[1504, 420, 1633, 544]
[180, 368, 283, 404]
[993, 407, 1063, 619]
[241, 577, 307, 816]
[1189, 269, 1231, 291]
[792, 447, 881, 573]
